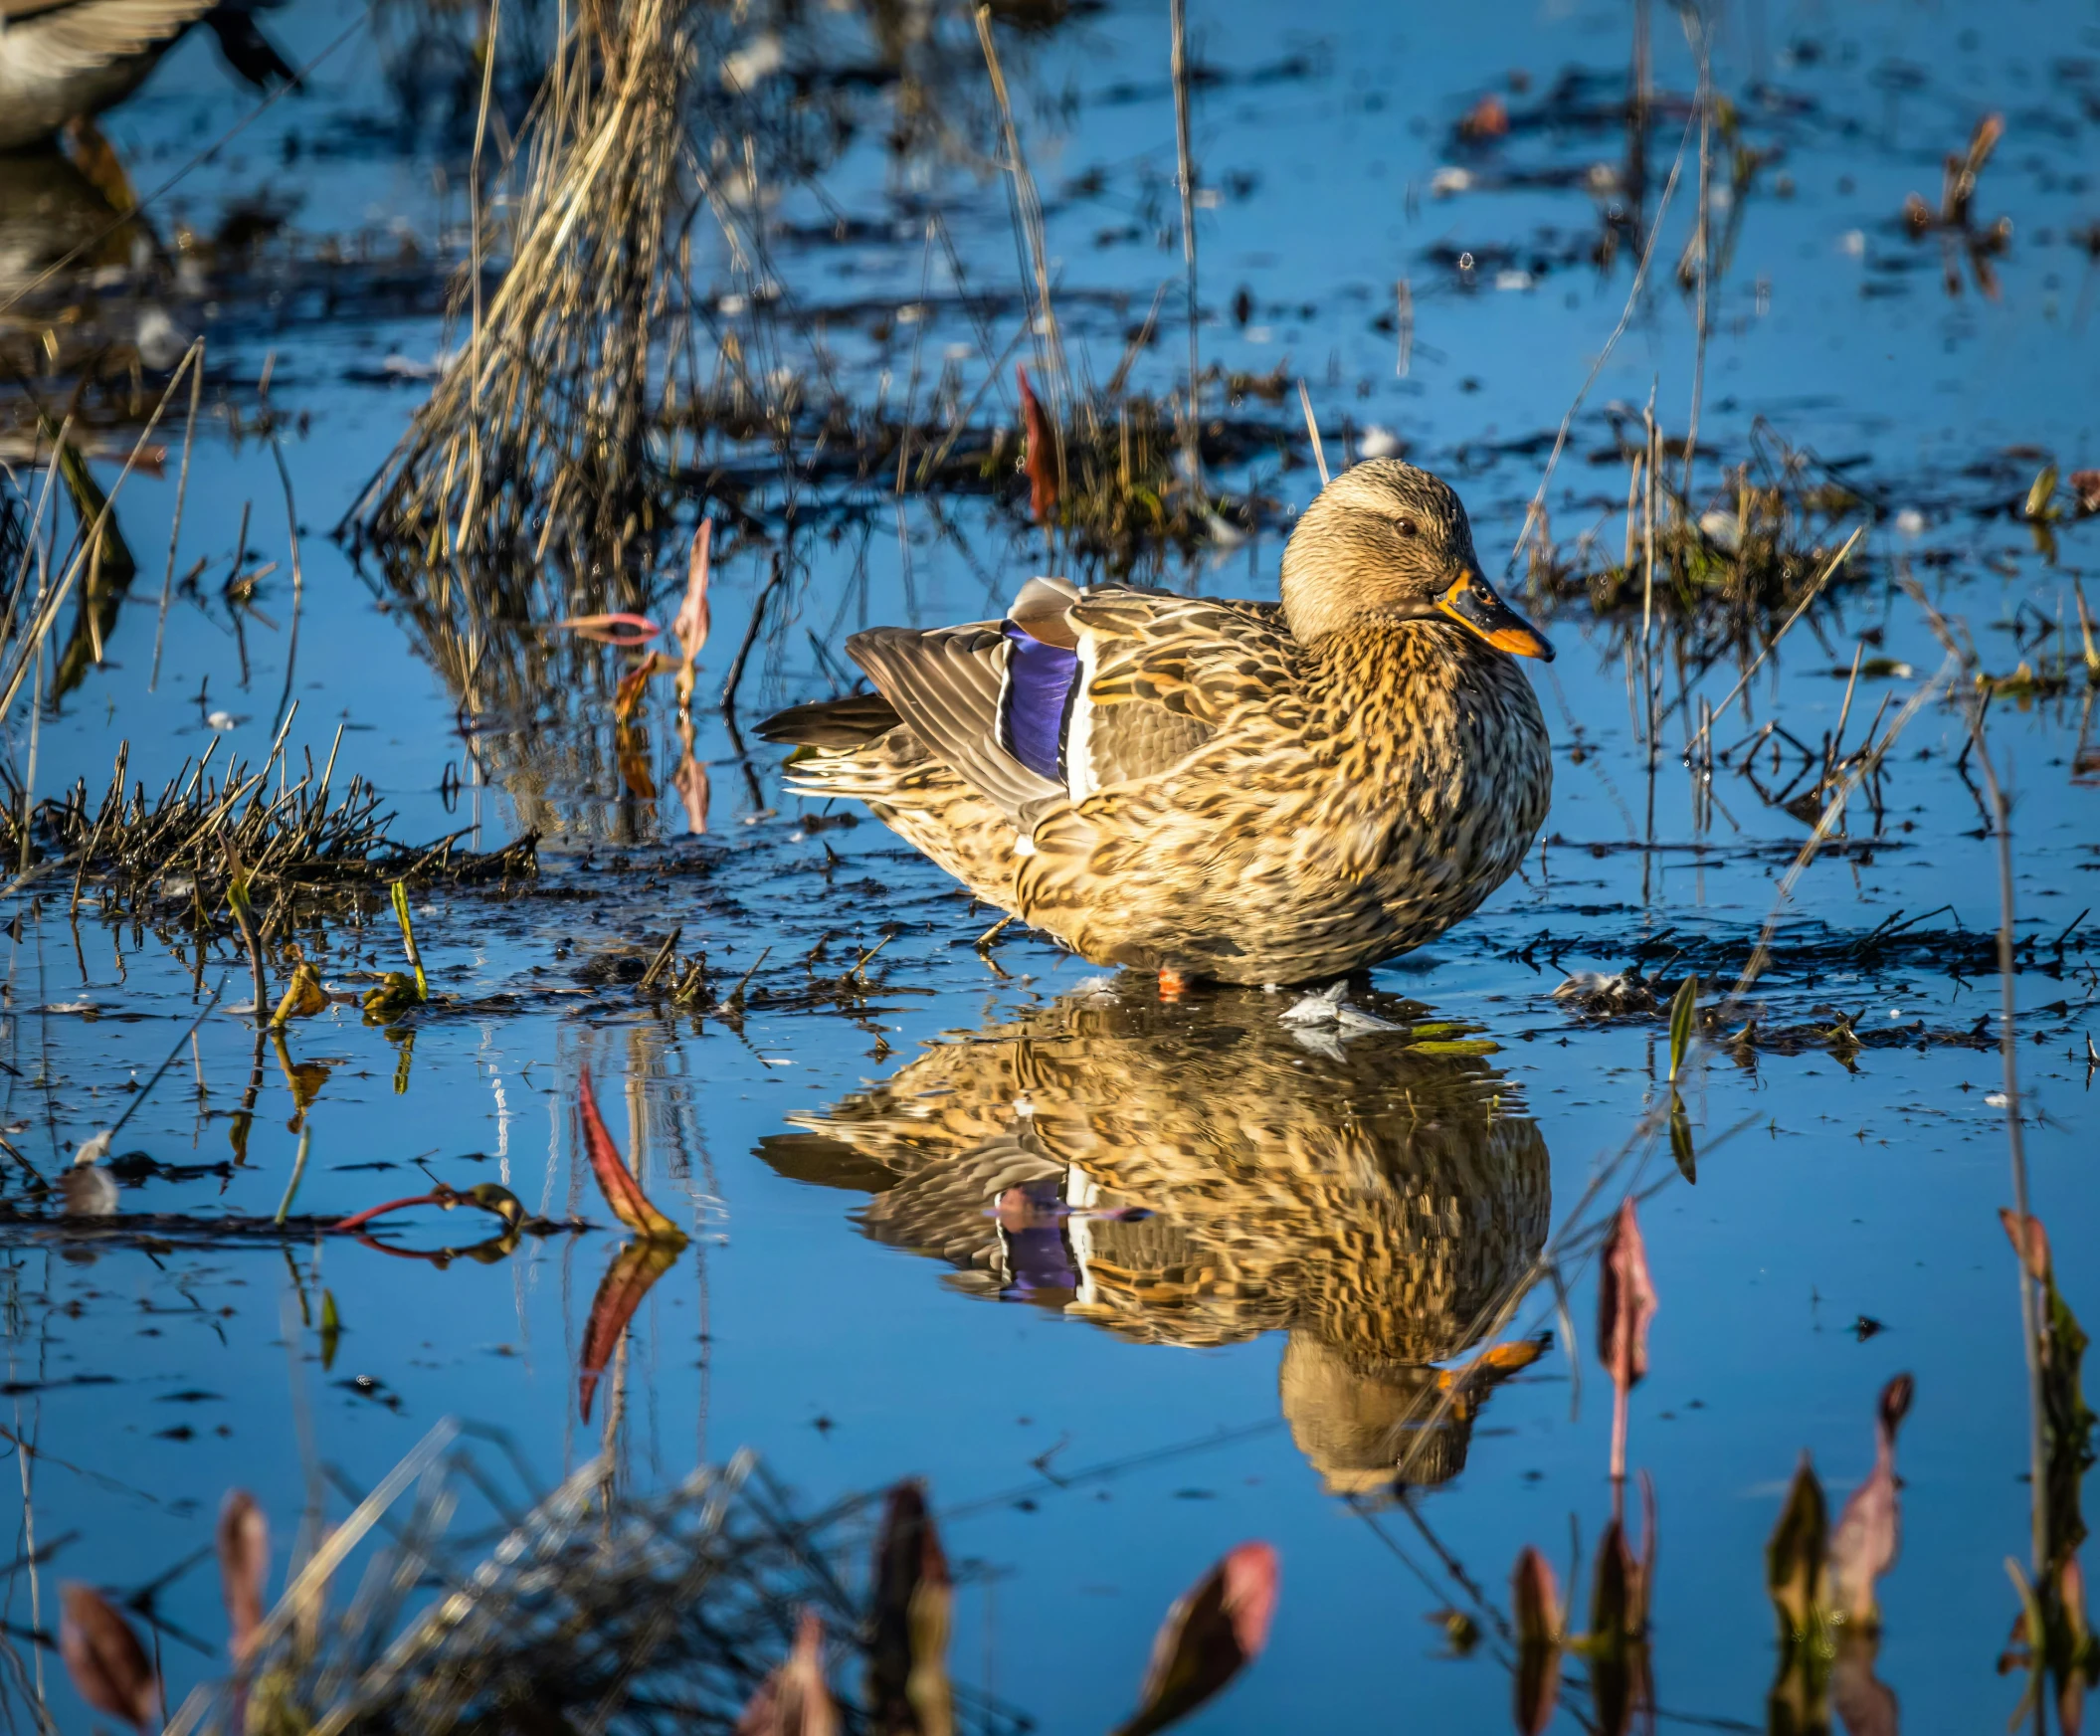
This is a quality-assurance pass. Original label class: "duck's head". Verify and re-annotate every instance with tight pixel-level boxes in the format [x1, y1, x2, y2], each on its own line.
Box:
[1279, 459, 1554, 661]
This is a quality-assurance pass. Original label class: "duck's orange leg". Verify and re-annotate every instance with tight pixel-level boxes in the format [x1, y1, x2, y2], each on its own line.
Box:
[1157, 966, 1193, 1000]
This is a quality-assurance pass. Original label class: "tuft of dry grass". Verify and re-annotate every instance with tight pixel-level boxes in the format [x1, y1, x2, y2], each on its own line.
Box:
[357, 0, 703, 585]
[1525, 419, 1871, 665]
[8, 735, 535, 924]
[164, 1432, 1029, 1736]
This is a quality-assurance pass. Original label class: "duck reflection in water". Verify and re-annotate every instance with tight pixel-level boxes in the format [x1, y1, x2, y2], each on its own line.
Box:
[760, 982, 1551, 1495]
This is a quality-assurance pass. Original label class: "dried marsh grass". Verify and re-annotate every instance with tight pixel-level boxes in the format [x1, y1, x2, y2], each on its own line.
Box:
[360, 0, 705, 586]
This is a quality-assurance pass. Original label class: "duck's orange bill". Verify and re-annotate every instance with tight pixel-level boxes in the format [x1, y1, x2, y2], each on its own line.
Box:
[1436, 575, 1556, 661]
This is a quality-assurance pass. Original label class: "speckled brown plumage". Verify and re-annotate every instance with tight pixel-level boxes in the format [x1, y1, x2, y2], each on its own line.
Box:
[761, 461, 1554, 985]
[758, 984, 1551, 1493]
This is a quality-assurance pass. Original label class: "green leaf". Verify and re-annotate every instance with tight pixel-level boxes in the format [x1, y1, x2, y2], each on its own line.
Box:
[318, 1289, 341, 1372]
[390, 882, 429, 1001]
[2027, 465, 2060, 522]
[1668, 1091, 1696, 1185]
[1767, 1454, 1828, 1641]
[1667, 974, 1699, 1083]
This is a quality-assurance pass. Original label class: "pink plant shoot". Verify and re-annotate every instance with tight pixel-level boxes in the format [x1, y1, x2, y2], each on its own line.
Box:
[217, 1489, 270, 1661]
[673, 519, 712, 709]
[59, 1584, 160, 1733]
[1598, 1196, 1658, 1483]
[1829, 1373, 1916, 1629]
[1512, 1545, 1563, 1736]
[1113, 1541, 1278, 1736]
[735, 1609, 838, 1736]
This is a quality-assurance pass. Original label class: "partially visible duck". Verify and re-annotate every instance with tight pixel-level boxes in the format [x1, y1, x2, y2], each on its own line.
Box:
[761, 460, 1554, 986]
[0, 0, 294, 156]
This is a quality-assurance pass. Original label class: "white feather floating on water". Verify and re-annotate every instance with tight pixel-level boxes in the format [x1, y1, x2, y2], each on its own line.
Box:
[1278, 982, 1404, 1037]
[1334, 1003, 1404, 1033]
[1278, 982, 1348, 1025]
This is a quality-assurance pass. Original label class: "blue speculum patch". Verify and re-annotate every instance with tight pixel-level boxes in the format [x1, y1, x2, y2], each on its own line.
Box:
[1001, 620, 1079, 783]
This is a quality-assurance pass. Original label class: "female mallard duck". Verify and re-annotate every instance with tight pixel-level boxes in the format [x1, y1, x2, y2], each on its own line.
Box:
[0, 0, 291, 154]
[759, 460, 1553, 986]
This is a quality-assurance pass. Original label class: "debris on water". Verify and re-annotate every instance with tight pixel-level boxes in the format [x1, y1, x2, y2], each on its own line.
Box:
[1278, 982, 1348, 1025]
[1698, 508, 1742, 552]
[1279, 981, 1410, 1043]
[61, 1166, 119, 1219]
[1456, 92, 1510, 140]
[1552, 968, 1661, 1016]
[332, 1180, 531, 1238]
[1287, 1026, 1349, 1063]
[61, 1131, 120, 1217]
[380, 351, 453, 381]
[554, 612, 662, 646]
[318, 1290, 341, 1370]
[1333, 1003, 1404, 1033]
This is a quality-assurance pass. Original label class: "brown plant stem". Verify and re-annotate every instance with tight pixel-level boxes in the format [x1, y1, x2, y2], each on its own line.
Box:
[720, 553, 787, 716]
[221, 840, 269, 1029]
[1971, 712, 2046, 1589]
[150, 341, 205, 691]
[1170, 0, 1201, 494]
[1906, 584, 2047, 1589]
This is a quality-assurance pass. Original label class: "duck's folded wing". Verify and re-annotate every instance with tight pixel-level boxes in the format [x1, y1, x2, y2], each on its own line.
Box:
[2, 0, 218, 75]
[846, 622, 1064, 820]
[1061, 590, 1297, 794]
[843, 591, 1297, 823]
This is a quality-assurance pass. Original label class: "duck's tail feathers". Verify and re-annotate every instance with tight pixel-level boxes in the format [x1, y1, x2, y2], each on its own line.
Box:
[766, 701, 940, 805]
[755, 690, 900, 750]
[205, 6, 299, 90]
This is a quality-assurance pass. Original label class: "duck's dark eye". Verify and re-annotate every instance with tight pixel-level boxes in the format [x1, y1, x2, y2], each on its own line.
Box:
[1396, 516, 1419, 537]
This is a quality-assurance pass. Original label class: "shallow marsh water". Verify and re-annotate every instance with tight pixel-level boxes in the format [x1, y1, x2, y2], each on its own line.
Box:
[1, 0, 2098, 1729]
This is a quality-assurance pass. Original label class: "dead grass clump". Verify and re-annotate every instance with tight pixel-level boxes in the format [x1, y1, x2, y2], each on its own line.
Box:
[993, 371, 1285, 573]
[5, 737, 535, 922]
[164, 1434, 1028, 1736]
[1527, 419, 1871, 661]
[358, 0, 704, 588]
